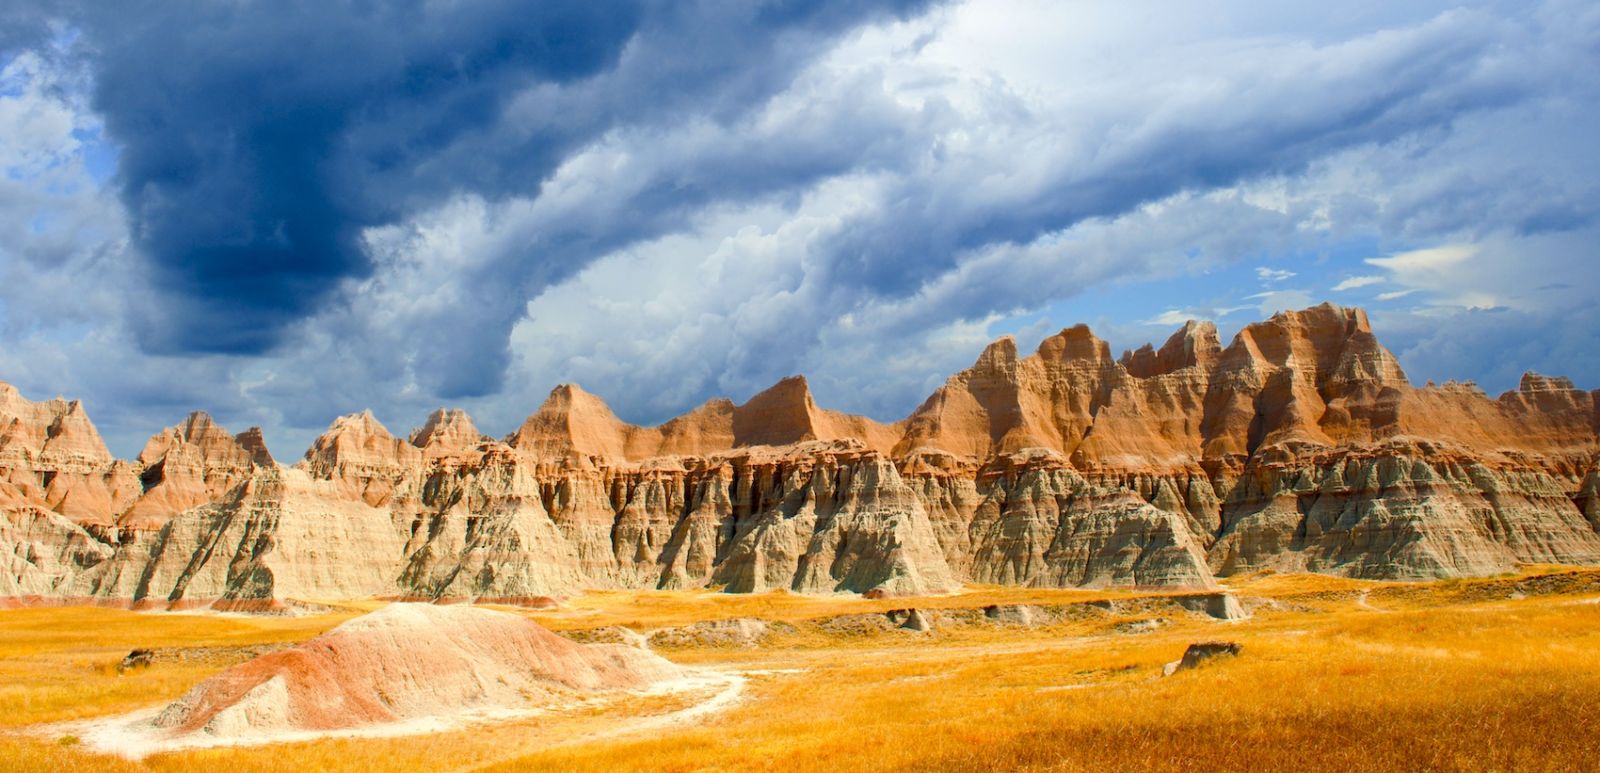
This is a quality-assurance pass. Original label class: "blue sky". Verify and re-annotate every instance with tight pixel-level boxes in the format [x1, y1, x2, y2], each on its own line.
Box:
[1, 0, 1598, 457]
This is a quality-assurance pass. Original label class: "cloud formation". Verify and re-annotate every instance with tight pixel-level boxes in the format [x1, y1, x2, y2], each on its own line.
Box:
[1332, 275, 1385, 292]
[13, 2, 932, 365]
[2, 1, 1598, 457]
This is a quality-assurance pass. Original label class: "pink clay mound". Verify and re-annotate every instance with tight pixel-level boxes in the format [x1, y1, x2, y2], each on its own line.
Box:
[151, 603, 683, 738]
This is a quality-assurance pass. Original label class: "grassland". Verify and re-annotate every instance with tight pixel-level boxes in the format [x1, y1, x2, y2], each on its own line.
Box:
[3, 568, 1599, 772]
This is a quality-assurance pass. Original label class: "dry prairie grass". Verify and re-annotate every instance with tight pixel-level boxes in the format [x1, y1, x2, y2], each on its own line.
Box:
[514, 584, 1144, 632]
[3, 568, 1599, 772]
[0, 607, 359, 729]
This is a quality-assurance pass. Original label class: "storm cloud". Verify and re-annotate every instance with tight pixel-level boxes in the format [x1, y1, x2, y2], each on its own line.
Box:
[1, 0, 1597, 457]
[10, 1, 930, 370]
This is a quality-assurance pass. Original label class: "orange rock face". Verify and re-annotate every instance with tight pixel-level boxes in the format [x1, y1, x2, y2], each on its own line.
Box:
[3, 303, 1598, 607]
[119, 412, 273, 529]
[0, 384, 136, 527]
[506, 376, 899, 462]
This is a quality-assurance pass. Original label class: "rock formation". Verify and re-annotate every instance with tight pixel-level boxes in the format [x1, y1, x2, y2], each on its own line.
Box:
[120, 412, 273, 530]
[3, 303, 1599, 609]
[149, 603, 682, 737]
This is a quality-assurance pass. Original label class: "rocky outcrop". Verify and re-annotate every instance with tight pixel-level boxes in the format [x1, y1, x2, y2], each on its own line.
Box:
[730, 376, 902, 452]
[0, 384, 139, 526]
[3, 303, 1598, 608]
[709, 443, 957, 594]
[119, 412, 273, 529]
[1165, 641, 1242, 675]
[146, 603, 682, 738]
[1209, 441, 1600, 579]
[69, 467, 411, 609]
[409, 408, 489, 458]
[506, 376, 899, 462]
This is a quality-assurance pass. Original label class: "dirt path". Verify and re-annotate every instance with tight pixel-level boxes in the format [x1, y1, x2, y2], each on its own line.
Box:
[451, 667, 749, 773]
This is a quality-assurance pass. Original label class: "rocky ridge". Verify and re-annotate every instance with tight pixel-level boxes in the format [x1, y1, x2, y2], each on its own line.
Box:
[3, 303, 1598, 609]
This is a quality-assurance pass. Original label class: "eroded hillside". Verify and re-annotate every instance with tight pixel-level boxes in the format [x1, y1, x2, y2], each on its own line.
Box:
[4, 303, 1598, 608]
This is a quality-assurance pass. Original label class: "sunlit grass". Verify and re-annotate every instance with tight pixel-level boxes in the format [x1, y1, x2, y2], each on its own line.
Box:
[0, 607, 358, 728]
[3, 567, 1598, 772]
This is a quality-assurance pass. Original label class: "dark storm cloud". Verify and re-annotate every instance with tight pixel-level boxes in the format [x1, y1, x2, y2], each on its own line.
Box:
[394, 64, 932, 398]
[6, 0, 1599, 458]
[14, 0, 932, 368]
[262, 2, 1581, 414]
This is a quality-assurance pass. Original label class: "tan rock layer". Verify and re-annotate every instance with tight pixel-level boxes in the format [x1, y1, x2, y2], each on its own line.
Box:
[3, 302, 1598, 607]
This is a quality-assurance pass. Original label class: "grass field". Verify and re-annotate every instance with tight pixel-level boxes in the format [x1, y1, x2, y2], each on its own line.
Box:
[3, 568, 1599, 772]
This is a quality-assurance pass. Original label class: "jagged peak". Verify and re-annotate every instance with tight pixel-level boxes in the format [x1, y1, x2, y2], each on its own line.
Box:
[745, 375, 815, 406]
[974, 335, 1019, 370]
[301, 409, 419, 475]
[1122, 319, 1221, 378]
[1348, 305, 1374, 333]
[535, 383, 625, 422]
[1427, 379, 1488, 397]
[1495, 371, 1590, 416]
[507, 383, 633, 458]
[733, 375, 822, 447]
[137, 410, 246, 465]
[1518, 371, 1578, 393]
[1036, 323, 1112, 363]
[319, 409, 401, 443]
[1120, 343, 1156, 367]
[1224, 304, 1396, 377]
[0, 381, 72, 422]
[409, 407, 487, 449]
[1262, 301, 1372, 335]
[545, 382, 599, 402]
[178, 410, 218, 434]
[234, 427, 275, 466]
[40, 397, 112, 461]
[1174, 318, 1222, 353]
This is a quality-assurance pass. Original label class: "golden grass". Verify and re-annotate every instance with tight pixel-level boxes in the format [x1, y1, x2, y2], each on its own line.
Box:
[513, 584, 1144, 632]
[1216, 568, 1388, 595]
[0, 607, 358, 728]
[4, 568, 1599, 772]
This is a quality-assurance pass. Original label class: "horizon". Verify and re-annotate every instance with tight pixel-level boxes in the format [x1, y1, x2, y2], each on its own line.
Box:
[3, 2, 1598, 458]
[5, 300, 1586, 461]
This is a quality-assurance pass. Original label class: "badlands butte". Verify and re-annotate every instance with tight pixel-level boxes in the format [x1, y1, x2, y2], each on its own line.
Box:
[4, 302, 1600, 610]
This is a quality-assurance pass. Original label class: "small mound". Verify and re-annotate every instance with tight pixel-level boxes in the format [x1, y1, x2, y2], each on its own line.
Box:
[152, 603, 683, 738]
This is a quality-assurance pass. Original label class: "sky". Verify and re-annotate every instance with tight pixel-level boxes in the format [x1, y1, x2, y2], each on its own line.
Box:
[1, 0, 1598, 458]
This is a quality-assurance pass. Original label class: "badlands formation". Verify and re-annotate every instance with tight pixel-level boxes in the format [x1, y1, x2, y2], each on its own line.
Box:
[3, 303, 1599, 609]
[146, 603, 682, 739]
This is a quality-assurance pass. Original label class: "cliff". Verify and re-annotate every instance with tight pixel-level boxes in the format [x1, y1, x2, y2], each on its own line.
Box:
[4, 303, 1597, 609]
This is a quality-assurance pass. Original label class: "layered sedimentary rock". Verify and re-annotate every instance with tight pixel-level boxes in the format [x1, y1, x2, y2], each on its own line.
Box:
[149, 603, 682, 737]
[506, 376, 900, 461]
[3, 303, 1598, 608]
[1, 383, 140, 526]
[120, 412, 273, 530]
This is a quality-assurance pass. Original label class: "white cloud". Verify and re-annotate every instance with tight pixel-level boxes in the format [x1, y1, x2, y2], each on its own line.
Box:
[1143, 309, 1197, 326]
[5, 1, 1600, 455]
[1366, 244, 1476, 273]
[1332, 275, 1385, 291]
